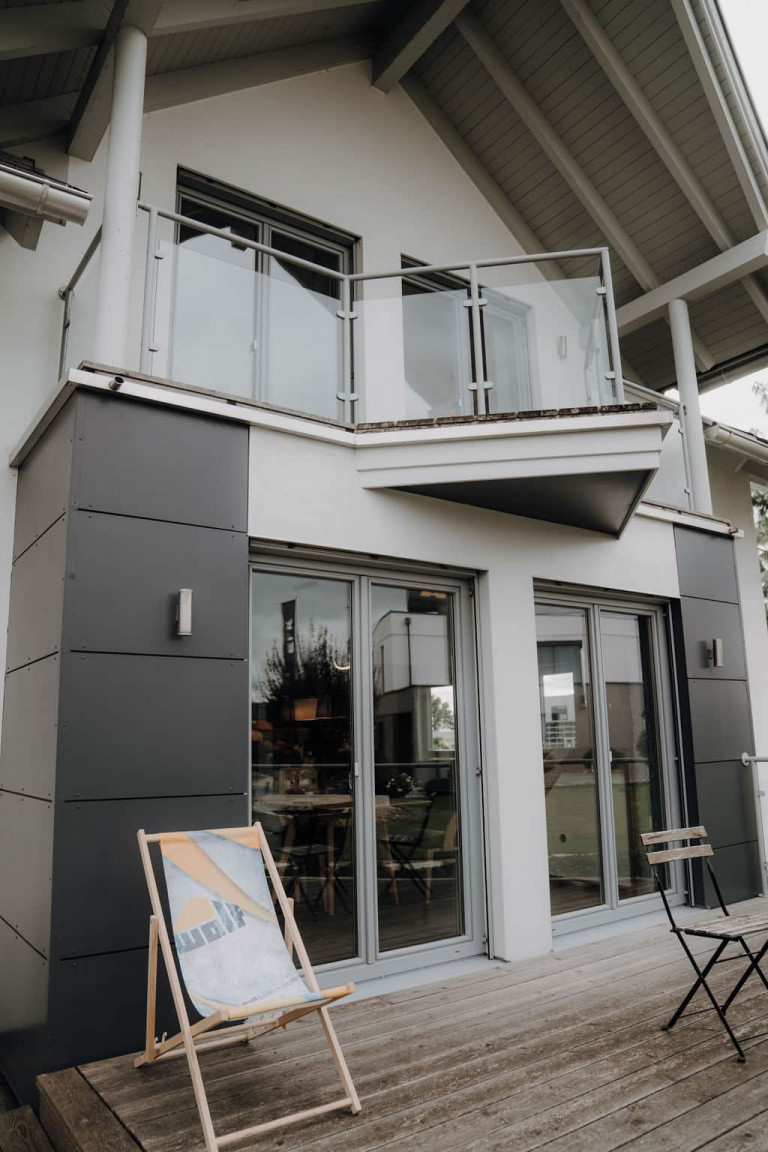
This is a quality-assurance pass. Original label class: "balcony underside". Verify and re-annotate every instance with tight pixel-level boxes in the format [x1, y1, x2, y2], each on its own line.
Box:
[355, 405, 673, 536]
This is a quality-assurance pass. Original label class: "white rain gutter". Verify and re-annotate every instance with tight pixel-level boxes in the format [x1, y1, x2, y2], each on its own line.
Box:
[704, 419, 768, 478]
[0, 160, 91, 226]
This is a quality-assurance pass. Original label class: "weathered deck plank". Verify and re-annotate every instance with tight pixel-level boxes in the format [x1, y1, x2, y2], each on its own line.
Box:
[44, 898, 768, 1152]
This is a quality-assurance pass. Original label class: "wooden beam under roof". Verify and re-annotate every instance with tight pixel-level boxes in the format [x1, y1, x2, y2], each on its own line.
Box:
[560, 0, 768, 331]
[0, 0, 106, 62]
[0, 38, 373, 150]
[671, 0, 768, 232]
[155, 0, 381, 37]
[455, 8, 715, 372]
[372, 0, 471, 93]
[67, 0, 162, 162]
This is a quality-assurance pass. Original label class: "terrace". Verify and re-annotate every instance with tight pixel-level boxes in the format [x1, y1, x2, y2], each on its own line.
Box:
[37, 896, 768, 1152]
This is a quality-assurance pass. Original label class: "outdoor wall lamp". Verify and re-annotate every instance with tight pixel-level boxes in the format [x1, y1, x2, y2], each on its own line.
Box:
[177, 589, 193, 636]
[707, 638, 724, 668]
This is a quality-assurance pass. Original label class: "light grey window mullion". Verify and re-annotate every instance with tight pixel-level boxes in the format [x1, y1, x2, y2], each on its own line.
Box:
[356, 574, 379, 965]
[591, 605, 621, 911]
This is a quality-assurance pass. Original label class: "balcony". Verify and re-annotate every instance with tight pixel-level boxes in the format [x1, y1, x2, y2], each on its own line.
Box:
[58, 204, 674, 534]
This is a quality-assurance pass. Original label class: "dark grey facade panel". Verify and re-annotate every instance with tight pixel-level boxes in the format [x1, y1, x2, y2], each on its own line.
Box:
[679, 597, 747, 681]
[673, 525, 739, 603]
[693, 760, 759, 848]
[66, 512, 248, 659]
[688, 678, 753, 765]
[57, 653, 248, 801]
[0, 919, 48, 1035]
[0, 792, 54, 957]
[4, 514, 66, 672]
[12, 397, 74, 562]
[75, 394, 248, 532]
[51, 794, 246, 959]
[49, 945, 178, 1085]
[0, 655, 58, 800]
[701, 841, 762, 907]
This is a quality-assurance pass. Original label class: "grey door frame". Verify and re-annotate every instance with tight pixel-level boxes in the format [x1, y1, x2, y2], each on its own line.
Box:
[249, 552, 487, 984]
[535, 586, 686, 936]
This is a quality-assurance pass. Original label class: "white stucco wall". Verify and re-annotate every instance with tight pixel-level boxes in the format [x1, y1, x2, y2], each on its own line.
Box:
[248, 424, 681, 961]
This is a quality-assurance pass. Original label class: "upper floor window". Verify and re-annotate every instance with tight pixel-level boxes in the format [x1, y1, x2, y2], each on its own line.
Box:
[168, 170, 356, 420]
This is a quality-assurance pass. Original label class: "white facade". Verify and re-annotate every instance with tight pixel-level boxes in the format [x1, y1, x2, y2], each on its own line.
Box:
[2, 55, 768, 969]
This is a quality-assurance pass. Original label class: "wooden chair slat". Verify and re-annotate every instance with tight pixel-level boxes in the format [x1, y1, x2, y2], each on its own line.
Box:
[640, 826, 707, 846]
[647, 843, 714, 864]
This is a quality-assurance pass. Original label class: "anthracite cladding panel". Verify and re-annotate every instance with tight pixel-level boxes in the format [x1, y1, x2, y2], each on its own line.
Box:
[0, 791, 54, 957]
[673, 525, 760, 906]
[52, 794, 245, 959]
[4, 515, 67, 673]
[12, 398, 73, 562]
[688, 679, 753, 765]
[678, 597, 747, 681]
[76, 394, 248, 531]
[66, 513, 248, 659]
[674, 527, 739, 602]
[0, 655, 59, 800]
[57, 654, 247, 800]
[0, 388, 250, 1103]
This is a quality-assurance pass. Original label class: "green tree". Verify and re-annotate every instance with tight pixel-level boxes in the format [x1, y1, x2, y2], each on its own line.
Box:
[751, 382, 768, 620]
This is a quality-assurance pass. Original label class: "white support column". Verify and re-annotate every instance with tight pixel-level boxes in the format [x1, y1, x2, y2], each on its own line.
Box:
[93, 23, 147, 368]
[668, 298, 713, 516]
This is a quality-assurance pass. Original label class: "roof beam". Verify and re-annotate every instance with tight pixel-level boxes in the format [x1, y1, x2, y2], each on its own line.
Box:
[455, 9, 714, 370]
[372, 0, 470, 93]
[0, 0, 105, 62]
[671, 0, 768, 231]
[0, 36, 373, 149]
[400, 75, 565, 282]
[561, 0, 768, 332]
[67, 0, 162, 162]
[144, 36, 372, 113]
[155, 0, 380, 37]
[616, 230, 768, 335]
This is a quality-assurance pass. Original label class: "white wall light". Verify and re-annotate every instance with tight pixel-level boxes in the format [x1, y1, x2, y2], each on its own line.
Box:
[177, 589, 193, 636]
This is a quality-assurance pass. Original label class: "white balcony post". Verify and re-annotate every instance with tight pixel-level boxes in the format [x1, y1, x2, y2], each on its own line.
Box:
[668, 297, 713, 515]
[93, 24, 147, 367]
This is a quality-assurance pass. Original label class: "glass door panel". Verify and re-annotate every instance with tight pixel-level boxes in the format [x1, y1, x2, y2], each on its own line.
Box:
[600, 611, 666, 901]
[371, 585, 465, 951]
[250, 571, 356, 965]
[535, 605, 604, 914]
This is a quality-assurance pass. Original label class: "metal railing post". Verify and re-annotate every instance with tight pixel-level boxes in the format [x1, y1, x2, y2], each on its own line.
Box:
[139, 205, 159, 374]
[336, 275, 357, 423]
[58, 287, 73, 380]
[468, 264, 487, 416]
[600, 249, 625, 404]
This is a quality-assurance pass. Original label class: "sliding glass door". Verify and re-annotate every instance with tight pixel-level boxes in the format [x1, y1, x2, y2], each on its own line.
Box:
[536, 594, 682, 930]
[250, 560, 485, 979]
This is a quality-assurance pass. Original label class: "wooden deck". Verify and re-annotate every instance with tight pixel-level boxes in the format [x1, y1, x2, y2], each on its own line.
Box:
[38, 898, 768, 1152]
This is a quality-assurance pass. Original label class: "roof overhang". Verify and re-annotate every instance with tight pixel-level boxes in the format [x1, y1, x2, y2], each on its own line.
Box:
[0, 156, 91, 250]
[705, 419, 768, 485]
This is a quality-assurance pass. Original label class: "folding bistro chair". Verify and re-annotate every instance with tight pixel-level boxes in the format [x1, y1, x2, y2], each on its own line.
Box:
[642, 826, 768, 1062]
[136, 824, 361, 1151]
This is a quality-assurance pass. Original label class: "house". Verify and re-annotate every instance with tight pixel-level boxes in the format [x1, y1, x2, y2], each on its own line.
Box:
[1, 0, 768, 1107]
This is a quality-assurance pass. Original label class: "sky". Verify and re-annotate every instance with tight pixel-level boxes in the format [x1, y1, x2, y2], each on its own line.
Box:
[674, 0, 768, 437]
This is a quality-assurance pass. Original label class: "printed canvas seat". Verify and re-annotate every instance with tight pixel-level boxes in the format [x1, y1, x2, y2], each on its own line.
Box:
[136, 824, 361, 1151]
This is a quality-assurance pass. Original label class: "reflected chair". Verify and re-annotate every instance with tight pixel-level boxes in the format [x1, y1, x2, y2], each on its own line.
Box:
[642, 826, 768, 1062]
[384, 792, 458, 904]
[136, 824, 361, 1151]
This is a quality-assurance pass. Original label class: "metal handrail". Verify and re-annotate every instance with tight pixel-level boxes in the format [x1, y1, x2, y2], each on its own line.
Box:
[59, 200, 625, 422]
[58, 225, 102, 379]
[743, 753, 768, 766]
[624, 378, 694, 510]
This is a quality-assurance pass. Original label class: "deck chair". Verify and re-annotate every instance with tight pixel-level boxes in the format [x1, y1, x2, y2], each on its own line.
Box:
[136, 824, 361, 1151]
[642, 826, 768, 1063]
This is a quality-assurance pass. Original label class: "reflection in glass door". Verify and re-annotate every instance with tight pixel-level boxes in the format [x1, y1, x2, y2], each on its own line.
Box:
[250, 563, 483, 977]
[536, 596, 680, 926]
[371, 585, 464, 952]
[536, 605, 603, 915]
[250, 571, 356, 966]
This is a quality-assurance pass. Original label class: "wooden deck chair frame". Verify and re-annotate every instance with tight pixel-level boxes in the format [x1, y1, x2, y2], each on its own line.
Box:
[642, 826, 768, 1063]
[135, 824, 361, 1151]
